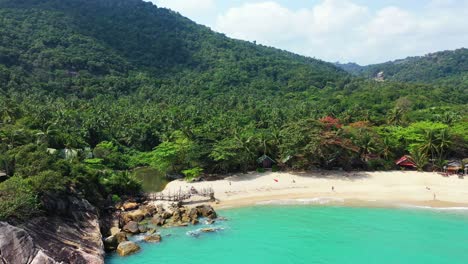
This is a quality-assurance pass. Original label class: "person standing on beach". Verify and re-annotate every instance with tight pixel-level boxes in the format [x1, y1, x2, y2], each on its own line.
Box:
[433, 193, 436, 200]
[332, 186, 335, 192]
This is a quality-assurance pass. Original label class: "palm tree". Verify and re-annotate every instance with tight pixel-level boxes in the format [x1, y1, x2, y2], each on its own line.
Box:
[420, 129, 438, 166]
[435, 128, 452, 169]
[387, 107, 405, 125]
[410, 147, 428, 172]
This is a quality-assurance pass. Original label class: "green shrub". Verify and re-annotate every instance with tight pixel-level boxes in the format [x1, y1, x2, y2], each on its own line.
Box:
[182, 167, 203, 182]
[272, 165, 280, 172]
[256, 167, 266, 173]
[0, 177, 40, 221]
[111, 194, 121, 203]
[100, 171, 141, 196]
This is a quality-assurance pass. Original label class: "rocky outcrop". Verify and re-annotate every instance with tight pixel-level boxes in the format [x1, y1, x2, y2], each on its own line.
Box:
[0, 222, 56, 264]
[0, 195, 104, 264]
[196, 205, 217, 219]
[116, 241, 140, 256]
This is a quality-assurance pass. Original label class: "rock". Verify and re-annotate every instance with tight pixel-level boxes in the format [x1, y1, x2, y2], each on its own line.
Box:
[110, 227, 121, 236]
[143, 234, 162, 243]
[122, 202, 139, 211]
[188, 208, 199, 219]
[206, 219, 215, 225]
[138, 225, 148, 233]
[125, 209, 146, 222]
[201, 228, 217, 233]
[196, 205, 217, 219]
[0, 195, 105, 264]
[166, 222, 189, 228]
[0, 222, 57, 264]
[151, 215, 165, 226]
[191, 219, 199, 225]
[171, 209, 182, 222]
[156, 205, 165, 214]
[117, 241, 141, 256]
[104, 236, 118, 251]
[147, 228, 157, 235]
[145, 205, 157, 216]
[181, 215, 191, 223]
[161, 211, 172, 219]
[123, 221, 140, 234]
[114, 232, 128, 243]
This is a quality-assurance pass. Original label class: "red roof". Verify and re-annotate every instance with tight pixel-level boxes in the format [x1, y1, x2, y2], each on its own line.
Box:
[396, 155, 416, 168]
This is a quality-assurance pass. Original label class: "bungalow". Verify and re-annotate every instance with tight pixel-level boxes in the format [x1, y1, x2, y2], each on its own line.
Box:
[396, 155, 416, 169]
[257, 154, 276, 169]
[444, 161, 462, 174]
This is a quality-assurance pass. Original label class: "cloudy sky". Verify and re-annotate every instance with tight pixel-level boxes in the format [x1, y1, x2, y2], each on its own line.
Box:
[147, 0, 468, 65]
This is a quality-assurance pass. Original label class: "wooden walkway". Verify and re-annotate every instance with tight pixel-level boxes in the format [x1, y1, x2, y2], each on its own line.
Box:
[148, 187, 215, 202]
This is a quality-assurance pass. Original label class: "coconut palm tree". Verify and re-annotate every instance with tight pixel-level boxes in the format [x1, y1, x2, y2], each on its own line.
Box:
[420, 129, 438, 166]
[410, 147, 428, 172]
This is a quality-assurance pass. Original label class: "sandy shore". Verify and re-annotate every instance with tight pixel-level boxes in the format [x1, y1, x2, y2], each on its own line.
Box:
[162, 171, 468, 209]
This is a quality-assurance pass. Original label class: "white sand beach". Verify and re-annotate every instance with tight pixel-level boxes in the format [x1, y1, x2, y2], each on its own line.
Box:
[162, 171, 468, 209]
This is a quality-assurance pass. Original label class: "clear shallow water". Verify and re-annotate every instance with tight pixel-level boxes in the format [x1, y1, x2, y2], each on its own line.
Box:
[106, 205, 468, 264]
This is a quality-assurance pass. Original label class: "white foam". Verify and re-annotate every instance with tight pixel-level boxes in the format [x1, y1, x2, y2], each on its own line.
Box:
[256, 197, 344, 206]
[398, 204, 468, 211]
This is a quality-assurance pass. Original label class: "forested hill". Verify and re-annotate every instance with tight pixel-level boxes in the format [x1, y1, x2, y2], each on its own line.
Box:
[0, 0, 346, 97]
[336, 48, 468, 83]
[0, 0, 467, 222]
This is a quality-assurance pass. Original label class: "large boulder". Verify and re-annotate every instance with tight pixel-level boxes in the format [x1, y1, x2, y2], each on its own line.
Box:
[123, 221, 140, 234]
[104, 236, 118, 251]
[124, 209, 146, 223]
[143, 234, 162, 243]
[116, 241, 140, 256]
[196, 205, 217, 219]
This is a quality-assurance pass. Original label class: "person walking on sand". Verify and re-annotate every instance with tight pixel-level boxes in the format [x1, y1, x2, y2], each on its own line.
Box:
[433, 193, 436, 200]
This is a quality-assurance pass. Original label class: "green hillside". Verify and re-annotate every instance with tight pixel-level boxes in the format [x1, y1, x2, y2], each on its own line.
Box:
[337, 48, 468, 84]
[0, 0, 466, 221]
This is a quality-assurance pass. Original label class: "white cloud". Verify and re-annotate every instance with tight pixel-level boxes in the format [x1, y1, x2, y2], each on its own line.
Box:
[148, 0, 216, 20]
[215, 0, 468, 64]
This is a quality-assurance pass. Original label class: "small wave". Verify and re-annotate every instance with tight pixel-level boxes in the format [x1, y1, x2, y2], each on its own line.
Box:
[186, 227, 225, 237]
[256, 197, 344, 206]
[398, 204, 468, 211]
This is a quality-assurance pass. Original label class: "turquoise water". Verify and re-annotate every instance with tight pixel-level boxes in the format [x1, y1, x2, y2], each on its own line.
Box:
[106, 205, 468, 264]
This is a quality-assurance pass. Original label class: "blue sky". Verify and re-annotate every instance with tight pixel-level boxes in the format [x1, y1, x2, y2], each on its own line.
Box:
[148, 0, 468, 64]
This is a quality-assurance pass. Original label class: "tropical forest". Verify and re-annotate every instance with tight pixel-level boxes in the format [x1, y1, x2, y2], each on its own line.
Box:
[0, 0, 467, 224]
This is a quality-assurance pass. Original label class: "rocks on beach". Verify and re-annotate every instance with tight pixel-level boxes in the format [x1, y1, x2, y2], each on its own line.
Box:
[106, 201, 221, 257]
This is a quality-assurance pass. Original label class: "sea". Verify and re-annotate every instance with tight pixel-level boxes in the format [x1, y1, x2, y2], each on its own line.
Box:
[106, 203, 468, 264]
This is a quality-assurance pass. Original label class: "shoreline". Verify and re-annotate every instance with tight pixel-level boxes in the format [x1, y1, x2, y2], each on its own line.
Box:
[162, 171, 468, 210]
